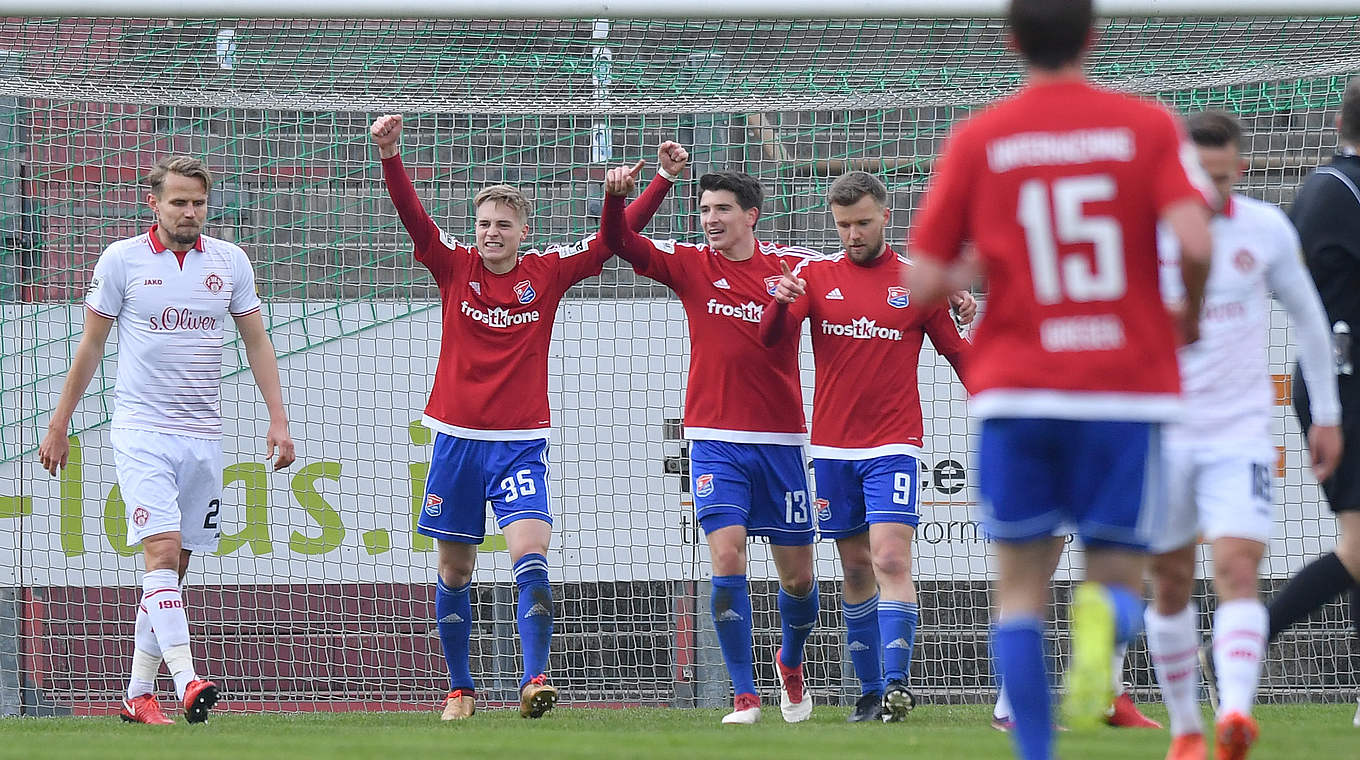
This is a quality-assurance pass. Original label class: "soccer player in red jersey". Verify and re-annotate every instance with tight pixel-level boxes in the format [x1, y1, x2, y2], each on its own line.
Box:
[599, 164, 822, 725]
[760, 171, 973, 722]
[904, 2, 1215, 758]
[370, 114, 688, 720]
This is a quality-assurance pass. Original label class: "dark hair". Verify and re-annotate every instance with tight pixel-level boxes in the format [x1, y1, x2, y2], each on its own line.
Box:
[147, 155, 212, 196]
[698, 171, 764, 212]
[1007, 0, 1093, 70]
[1341, 77, 1360, 145]
[827, 171, 888, 207]
[1187, 111, 1242, 151]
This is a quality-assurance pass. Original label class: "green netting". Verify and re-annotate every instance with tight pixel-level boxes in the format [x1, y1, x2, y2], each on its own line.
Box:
[0, 16, 1355, 710]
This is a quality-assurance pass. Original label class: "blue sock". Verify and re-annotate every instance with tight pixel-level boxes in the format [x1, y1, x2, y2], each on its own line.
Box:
[435, 578, 474, 692]
[710, 574, 756, 697]
[880, 599, 920, 685]
[993, 617, 1052, 760]
[842, 593, 882, 695]
[513, 553, 553, 688]
[1106, 584, 1143, 646]
[777, 583, 819, 668]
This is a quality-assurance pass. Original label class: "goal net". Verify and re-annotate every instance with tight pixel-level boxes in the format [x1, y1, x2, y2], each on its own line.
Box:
[0, 13, 1357, 714]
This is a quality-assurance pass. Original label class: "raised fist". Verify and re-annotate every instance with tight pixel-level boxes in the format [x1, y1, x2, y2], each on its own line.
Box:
[370, 114, 403, 159]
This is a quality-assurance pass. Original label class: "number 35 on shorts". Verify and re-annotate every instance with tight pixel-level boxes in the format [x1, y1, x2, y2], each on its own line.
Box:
[499, 469, 540, 502]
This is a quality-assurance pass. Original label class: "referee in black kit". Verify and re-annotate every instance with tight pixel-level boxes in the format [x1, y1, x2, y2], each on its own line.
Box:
[1269, 77, 1360, 680]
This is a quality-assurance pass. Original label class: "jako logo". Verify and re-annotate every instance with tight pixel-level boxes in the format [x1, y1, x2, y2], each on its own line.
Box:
[695, 473, 715, 497]
[706, 299, 763, 324]
[424, 493, 443, 517]
[814, 498, 830, 522]
[514, 280, 537, 304]
[887, 286, 910, 308]
[143, 279, 163, 286]
[461, 301, 541, 328]
[821, 317, 902, 341]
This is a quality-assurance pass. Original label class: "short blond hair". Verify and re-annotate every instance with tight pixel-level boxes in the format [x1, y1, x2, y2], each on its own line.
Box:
[147, 155, 213, 197]
[474, 184, 531, 223]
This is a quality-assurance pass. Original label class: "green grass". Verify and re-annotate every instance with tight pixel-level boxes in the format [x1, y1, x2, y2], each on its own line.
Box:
[0, 704, 1353, 759]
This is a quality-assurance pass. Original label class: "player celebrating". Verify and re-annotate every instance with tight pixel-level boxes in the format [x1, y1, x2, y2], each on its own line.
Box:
[1146, 111, 1342, 760]
[758, 171, 972, 722]
[370, 115, 687, 720]
[38, 155, 296, 725]
[905, 2, 1215, 758]
[599, 165, 821, 725]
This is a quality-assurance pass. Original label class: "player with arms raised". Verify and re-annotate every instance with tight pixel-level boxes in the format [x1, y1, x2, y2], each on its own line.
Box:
[38, 156, 296, 725]
[599, 165, 821, 725]
[1146, 111, 1342, 760]
[370, 115, 687, 720]
[759, 171, 973, 722]
[905, 2, 1215, 758]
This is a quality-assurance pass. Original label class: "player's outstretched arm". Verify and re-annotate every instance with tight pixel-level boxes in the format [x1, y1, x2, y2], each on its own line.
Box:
[234, 310, 297, 471]
[623, 141, 689, 233]
[371, 114, 439, 253]
[758, 261, 808, 347]
[1268, 230, 1344, 480]
[601, 161, 656, 269]
[38, 309, 113, 476]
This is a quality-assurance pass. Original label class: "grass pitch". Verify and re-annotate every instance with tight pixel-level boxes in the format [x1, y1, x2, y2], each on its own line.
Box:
[0, 703, 1353, 759]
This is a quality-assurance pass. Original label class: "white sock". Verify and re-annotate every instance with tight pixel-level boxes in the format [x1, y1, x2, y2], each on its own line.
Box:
[126, 604, 162, 699]
[1146, 603, 1203, 737]
[994, 685, 1011, 720]
[1213, 598, 1267, 718]
[142, 569, 197, 699]
[1112, 641, 1129, 696]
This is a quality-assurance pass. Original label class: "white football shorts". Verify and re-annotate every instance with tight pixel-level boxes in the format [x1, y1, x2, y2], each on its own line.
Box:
[111, 426, 224, 553]
[1150, 439, 1274, 554]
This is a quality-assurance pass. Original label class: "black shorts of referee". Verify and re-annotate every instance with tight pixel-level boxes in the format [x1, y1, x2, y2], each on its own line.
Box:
[1294, 364, 1360, 513]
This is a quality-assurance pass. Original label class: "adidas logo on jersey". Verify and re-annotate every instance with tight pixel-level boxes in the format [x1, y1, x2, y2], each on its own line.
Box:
[886, 638, 912, 650]
[716, 609, 744, 622]
[461, 300, 541, 329]
[438, 612, 465, 624]
[524, 603, 551, 618]
[712, 278, 731, 289]
[706, 299, 763, 324]
[825, 287, 844, 300]
[820, 317, 903, 341]
[848, 641, 871, 652]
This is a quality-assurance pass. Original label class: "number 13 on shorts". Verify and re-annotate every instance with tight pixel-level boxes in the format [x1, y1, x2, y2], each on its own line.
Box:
[785, 490, 810, 524]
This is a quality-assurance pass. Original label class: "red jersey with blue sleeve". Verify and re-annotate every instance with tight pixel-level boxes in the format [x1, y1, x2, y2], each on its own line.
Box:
[383, 155, 672, 439]
[909, 80, 1213, 422]
[760, 247, 971, 458]
[600, 193, 819, 444]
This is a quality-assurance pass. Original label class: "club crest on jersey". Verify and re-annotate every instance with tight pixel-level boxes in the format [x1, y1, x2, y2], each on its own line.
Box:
[424, 493, 443, 517]
[1233, 249, 1256, 273]
[204, 272, 224, 294]
[814, 498, 830, 522]
[764, 275, 783, 296]
[132, 507, 149, 527]
[887, 286, 910, 308]
[469, 281, 481, 295]
[695, 473, 715, 497]
[514, 280, 537, 304]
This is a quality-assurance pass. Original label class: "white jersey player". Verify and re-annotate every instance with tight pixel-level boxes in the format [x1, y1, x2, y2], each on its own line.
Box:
[1147, 112, 1342, 760]
[38, 156, 296, 725]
